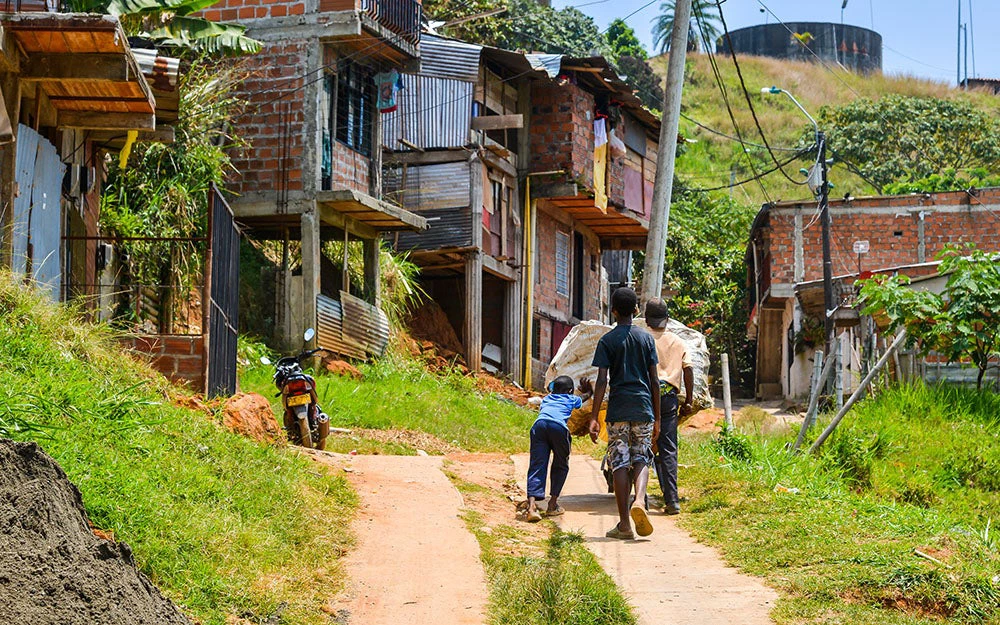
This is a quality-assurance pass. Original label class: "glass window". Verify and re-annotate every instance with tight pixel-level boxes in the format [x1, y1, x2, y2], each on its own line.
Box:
[555, 231, 569, 297]
[335, 62, 373, 157]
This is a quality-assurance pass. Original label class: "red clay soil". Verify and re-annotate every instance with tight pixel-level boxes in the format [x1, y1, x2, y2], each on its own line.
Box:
[405, 300, 464, 355]
[323, 358, 363, 379]
[472, 372, 540, 407]
[222, 393, 282, 444]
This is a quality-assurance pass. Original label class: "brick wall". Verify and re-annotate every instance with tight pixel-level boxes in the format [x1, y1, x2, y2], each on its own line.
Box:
[200, 0, 305, 23]
[124, 335, 205, 391]
[530, 82, 594, 185]
[765, 190, 1000, 286]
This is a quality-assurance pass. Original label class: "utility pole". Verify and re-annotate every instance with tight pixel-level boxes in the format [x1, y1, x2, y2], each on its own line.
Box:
[818, 131, 834, 353]
[641, 0, 692, 304]
[957, 0, 961, 86]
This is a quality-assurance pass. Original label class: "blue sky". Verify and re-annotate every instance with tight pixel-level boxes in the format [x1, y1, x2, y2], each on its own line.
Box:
[550, 0, 991, 85]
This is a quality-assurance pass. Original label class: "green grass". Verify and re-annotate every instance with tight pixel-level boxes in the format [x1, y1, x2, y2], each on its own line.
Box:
[675, 384, 1000, 624]
[241, 351, 536, 453]
[0, 276, 355, 625]
[447, 472, 637, 625]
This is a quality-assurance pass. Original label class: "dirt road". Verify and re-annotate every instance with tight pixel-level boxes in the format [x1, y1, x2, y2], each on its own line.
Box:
[513, 453, 777, 625]
[316, 453, 487, 625]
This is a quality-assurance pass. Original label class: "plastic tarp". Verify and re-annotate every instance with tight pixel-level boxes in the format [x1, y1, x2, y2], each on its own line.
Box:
[545, 319, 714, 433]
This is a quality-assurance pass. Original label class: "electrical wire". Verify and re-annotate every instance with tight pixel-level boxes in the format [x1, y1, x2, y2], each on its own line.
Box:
[714, 0, 807, 186]
[680, 111, 802, 152]
[683, 148, 813, 193]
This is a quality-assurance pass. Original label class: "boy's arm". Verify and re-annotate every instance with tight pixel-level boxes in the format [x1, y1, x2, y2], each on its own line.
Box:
[681, 366, 695, 414]
[588, 369, 608, 443]
[577, 377, 593, 403]
[648, 363, 661, 440]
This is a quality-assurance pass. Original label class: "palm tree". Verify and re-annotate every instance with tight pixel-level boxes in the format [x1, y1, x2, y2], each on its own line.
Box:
[651, 0, 721, 54]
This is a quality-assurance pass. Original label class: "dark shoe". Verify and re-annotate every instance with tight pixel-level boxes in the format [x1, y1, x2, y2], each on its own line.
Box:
[664, 502, 681, 515]
[605, 525, 634, 540]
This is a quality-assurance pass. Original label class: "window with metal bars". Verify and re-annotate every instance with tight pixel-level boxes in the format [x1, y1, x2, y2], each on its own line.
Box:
[555, 231, 569, 297]
[335, 62, 373, 157]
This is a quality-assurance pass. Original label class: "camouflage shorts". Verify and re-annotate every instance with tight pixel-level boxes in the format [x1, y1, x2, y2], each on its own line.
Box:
[606, 421, 654, 472]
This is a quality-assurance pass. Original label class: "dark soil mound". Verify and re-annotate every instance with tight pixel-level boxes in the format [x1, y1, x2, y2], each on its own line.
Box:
[0, 439, 191, 624]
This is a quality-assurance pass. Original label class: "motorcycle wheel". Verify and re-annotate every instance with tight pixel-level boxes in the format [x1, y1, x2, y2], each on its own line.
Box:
[292, 405, 313, 448]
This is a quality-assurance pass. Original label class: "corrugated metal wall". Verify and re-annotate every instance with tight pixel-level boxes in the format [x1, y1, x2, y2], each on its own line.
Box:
[386, 161, 470, 211]
[316, 292, 390, 360]
[383, 75, 473, 150]
[395, 207, 472, 251]
[382, 34, 478, 150]
[13, 124, 64, 301]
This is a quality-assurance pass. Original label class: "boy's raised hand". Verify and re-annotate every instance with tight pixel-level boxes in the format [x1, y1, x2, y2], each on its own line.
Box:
[578, 377, 593, 394]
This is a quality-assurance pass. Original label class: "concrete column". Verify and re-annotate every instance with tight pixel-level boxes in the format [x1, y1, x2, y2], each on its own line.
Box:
[0, 74, 20, 270]
[464, 250, 483, 371]
[793, 211, 804, 283]
[363, 235, 381, 306]
[301, 209, 321, 347]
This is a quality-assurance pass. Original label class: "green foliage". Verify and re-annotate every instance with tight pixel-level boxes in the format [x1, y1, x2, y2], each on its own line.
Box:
[67, 0, 260, 55]
[713, 424, 754, 463]
[0, 275, 355, 624]
[884, 168, 1000, 195]
[676, 383, 1000, 623]
[241, 351, 536, 453]
[821, 96, 1000, 191]
[462, 510, 637, 625]
[659, 188, 756, 387]
[616, 55, 664, 112]
[652, 0, 720, 53]
[605, 19, 646, 60]
[424, 0, 610, 56]
[101, 60, 246, 325]
[859, 244, 1000, 389]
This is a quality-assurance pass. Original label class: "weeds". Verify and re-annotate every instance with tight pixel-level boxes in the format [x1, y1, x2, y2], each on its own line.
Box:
[713, 424, 754, 463]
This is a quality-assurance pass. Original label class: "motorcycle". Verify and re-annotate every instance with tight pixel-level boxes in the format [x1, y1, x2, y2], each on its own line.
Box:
[261, 328, 331, 450]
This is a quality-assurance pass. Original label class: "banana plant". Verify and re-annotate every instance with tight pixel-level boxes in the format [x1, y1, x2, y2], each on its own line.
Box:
[66, 0, 261, 55]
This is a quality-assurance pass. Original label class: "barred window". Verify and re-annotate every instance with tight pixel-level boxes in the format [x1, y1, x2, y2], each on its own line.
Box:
[555, 231, 569, 297]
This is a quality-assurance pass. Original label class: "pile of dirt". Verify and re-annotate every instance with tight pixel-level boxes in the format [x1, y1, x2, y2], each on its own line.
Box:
[0, 439, 191, 624]
[323, 358, 363, 380]
[396, 331, 468, 373]
[405, 299, 465, 357]
[222, 393, 282, 444]
[473, 372, 540, 408]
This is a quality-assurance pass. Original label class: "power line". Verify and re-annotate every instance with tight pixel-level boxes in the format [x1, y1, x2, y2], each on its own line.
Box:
[715, 0, 807, 187]
[680, 111, 802, 152]
[684, 148, 813, 194]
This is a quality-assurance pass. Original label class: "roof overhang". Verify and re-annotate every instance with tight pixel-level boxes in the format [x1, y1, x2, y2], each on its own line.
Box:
[4, 13, 156, 131]
[538, 196, 648, 250]
[317, 189, 428, 234]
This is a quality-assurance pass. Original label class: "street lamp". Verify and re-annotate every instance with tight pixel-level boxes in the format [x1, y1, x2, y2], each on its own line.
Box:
[762, 86, 835, 357]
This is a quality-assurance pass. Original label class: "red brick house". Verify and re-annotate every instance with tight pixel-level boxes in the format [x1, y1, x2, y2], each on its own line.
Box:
[382, 35, 658, 386]
[219, 0, 428, 351]
[747, 189, 1000, 399]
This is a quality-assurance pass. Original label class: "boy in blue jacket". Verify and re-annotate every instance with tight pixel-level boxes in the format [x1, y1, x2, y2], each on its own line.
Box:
[525, 375, 593, 522]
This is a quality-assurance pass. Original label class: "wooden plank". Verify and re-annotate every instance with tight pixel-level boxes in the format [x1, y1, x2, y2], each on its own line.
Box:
[22, 54, 130, 82]
[384, 149, 470, 166]
[58, 110, 155, 130]
[317, 188, 428, 231]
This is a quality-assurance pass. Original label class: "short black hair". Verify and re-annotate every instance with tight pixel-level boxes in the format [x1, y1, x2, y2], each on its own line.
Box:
[550, 375, 574, 394]
[611, 287, 638, 317]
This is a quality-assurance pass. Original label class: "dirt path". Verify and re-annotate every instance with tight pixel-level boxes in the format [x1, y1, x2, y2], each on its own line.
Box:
[312, 453, 487, 625]
[512, 453, 777, 625]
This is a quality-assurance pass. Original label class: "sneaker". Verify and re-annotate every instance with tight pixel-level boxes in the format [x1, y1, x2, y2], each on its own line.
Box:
[664, 502, 681, 515]
[605, 525, 634, 540]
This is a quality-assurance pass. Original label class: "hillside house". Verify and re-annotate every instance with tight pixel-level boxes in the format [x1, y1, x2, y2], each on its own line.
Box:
[217, 0, 428, 353]
[0, 10, 159, 306]
[747, 189, 1000, 399]
[383, 35, 659, 386]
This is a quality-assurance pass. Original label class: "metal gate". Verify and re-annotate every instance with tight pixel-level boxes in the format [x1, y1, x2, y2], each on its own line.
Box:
[206, 184, 240, 397]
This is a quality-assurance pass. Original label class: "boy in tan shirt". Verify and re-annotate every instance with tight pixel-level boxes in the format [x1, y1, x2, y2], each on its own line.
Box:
[643, 298, 693, 515]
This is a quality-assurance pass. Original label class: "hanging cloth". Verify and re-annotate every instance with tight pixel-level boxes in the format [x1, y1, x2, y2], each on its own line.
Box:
[374, 70, 401, 113]
[593, 118, 609, 213]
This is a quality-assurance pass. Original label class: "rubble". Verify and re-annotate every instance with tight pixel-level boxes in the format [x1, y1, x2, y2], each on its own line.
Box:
[222, 392, 283, 444]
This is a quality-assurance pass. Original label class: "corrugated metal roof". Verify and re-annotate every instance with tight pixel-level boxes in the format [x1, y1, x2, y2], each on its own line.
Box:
[395, 206, 472, 251]
[383, 75, 472, 150]
[418, 34, 482, 82]
[524, 54, 562, 78]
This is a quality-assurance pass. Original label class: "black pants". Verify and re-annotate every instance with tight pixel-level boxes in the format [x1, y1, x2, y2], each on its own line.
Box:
[654, 392, 679, 505]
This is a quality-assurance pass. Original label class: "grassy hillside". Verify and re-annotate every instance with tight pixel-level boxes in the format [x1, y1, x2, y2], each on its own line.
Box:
[656, 53, 1000, 206]
[0, 276, 354, 625]
[678, 384, 1000, 624]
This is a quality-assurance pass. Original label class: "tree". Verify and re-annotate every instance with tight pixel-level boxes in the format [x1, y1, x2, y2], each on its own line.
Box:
[67, 0, 261, 55]
[606, 18, 647, 60]
[652, 0, 720, 54]
[616, 55, 664, 111]
[859, 245, 1000, 390]
[821, 96, 1000, 192]
[424, 0, 609, 56]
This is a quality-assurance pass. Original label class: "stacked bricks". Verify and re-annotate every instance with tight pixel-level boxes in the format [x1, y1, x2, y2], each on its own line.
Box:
[227, 39, 311, 197]
[199, 0, 306, 23]
[764, 190, 1000, 286]
[530, 81, 595, 186]
[124, 335, 205, 391]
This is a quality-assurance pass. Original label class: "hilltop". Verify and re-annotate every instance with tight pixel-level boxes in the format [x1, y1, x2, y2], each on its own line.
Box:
[656, 53, 1000, 206]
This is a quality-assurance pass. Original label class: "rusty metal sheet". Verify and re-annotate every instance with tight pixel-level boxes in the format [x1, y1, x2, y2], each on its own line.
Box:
[340, 291, 390, 357]
[384, 74, 472, 150]
[316, 294, 366, 360]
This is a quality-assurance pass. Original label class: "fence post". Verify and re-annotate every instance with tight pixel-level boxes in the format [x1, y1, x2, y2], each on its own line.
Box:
[721, 352, 733, 429]
[791, 350, 824, 454]
[809, 330, 907, 454]
[202, 186, 215, 397]
[834, 334, 843, 412]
